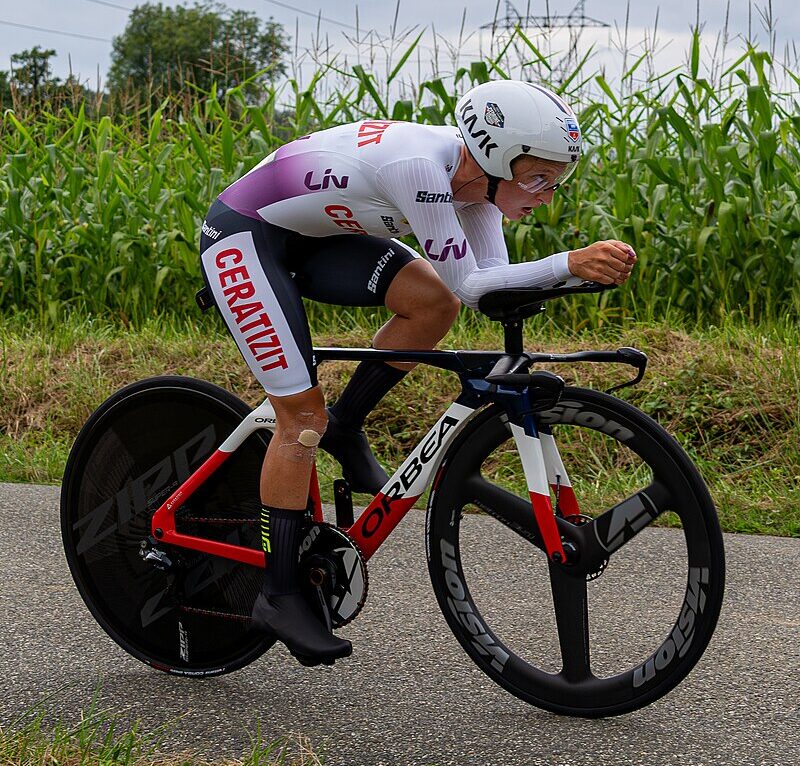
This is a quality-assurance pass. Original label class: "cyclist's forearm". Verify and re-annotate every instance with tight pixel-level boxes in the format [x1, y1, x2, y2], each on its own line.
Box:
[454, 252, 582, 308]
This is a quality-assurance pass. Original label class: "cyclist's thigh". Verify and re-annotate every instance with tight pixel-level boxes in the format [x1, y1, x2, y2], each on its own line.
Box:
[199, 200, 315, 397]
[290, 234, 419, 306]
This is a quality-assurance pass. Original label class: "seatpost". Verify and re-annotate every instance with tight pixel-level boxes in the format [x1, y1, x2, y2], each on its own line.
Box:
[503, 320, 524, 354]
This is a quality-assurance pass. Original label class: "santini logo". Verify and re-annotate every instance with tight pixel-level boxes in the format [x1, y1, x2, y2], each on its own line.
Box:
[416, 190, 453, 203]
[202, 221, 222, 240]
[367, 248, 395, 294]
[380, 215, 400, 234]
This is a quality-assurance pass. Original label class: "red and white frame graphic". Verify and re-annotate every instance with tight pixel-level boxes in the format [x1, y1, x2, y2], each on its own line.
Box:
[150, 399, 574, 566]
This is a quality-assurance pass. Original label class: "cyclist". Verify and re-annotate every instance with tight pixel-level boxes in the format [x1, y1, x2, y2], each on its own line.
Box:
[199, 79, 637, 666]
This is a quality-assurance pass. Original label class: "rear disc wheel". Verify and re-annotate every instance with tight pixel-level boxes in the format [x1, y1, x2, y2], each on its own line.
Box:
[61, 376, 275, 677]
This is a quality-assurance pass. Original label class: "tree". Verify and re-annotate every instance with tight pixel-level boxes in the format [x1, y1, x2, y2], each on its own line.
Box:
[0, 71, 11, 107]
[108, 2, 290, 99]
[9, 47, 60, 99]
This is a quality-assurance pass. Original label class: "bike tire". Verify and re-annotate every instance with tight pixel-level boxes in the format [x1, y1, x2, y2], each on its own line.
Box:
[61, 376, 276, 677]
[426, 389, 725, 717]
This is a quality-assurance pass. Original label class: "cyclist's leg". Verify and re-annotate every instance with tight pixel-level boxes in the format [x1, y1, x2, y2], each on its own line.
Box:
[292, 236, 453, 491]
[324, 255, 460, 475]
[299, 237, 459, 441]
[373, 252, 461, 370]
[199, 201, 350, 664]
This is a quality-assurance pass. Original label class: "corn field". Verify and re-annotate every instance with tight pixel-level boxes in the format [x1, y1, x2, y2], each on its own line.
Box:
[0, 27, 798, 327]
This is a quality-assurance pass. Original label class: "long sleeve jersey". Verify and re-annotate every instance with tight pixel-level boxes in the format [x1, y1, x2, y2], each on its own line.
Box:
[218, 120, 581, 308]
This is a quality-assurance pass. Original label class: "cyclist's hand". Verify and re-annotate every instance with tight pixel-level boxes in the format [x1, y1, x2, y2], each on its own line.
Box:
[567, 240, 637, 285]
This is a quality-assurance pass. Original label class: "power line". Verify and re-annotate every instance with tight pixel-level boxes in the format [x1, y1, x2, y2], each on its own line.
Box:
[261, 0, 360, 32]
[0, 19, 112, 43]
[83, 0, 132, 11]
[482, 0, 609, 30]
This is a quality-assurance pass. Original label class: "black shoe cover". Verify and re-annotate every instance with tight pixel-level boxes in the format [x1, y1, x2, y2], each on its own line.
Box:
[251, 591, 352, 666]
[320, 408, 389, 494]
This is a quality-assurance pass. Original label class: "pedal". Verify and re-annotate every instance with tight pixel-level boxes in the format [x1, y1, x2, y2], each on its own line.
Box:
[333, 479, 354, 528]
[306, 554, 336, 632]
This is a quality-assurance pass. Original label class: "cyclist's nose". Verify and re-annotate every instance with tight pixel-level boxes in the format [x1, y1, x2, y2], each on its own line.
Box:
[536, 189, 556, 205]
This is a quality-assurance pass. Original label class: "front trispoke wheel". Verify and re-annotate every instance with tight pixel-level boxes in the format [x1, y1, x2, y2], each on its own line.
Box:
[466, 476, 544, 550]
[591, 481, 671, 557]
[427, 394, 724, 716]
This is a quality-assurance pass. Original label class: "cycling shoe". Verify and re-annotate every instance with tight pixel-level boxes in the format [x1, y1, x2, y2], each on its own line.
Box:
[251, 591, 352, 665]
[320, 408, 389, 494]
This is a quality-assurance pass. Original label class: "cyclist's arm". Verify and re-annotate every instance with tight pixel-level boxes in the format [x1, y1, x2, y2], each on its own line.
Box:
[377, 159, 582, 308]
[456, 203, 509, 268]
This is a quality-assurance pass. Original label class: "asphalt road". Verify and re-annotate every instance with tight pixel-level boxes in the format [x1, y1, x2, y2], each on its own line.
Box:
[1, 482, 798, 766]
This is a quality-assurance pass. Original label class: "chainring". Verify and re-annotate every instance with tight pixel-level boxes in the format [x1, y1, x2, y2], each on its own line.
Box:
[298, 522, 368, 627]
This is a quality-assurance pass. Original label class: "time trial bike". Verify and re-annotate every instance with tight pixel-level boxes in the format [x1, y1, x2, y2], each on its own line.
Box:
[61, 282, 725, 718]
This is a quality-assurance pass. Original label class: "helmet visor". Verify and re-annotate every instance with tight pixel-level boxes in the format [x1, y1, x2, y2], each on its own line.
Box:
[515, 159, 579, 194]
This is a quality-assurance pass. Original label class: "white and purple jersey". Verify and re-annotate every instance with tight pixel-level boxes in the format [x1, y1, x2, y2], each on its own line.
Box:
[217, 120, 579, 308]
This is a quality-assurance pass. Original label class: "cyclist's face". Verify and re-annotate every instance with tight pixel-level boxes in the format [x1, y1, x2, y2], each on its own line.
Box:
[495, 159, 569, 220]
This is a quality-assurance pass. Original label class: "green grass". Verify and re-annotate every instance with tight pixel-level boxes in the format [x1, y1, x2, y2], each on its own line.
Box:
[2, 690, 323, 766]
[1, 310, 797, 537]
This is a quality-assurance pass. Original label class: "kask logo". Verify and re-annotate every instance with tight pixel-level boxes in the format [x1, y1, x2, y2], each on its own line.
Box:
[424, 237, 467, 262]
[458, 99, 498, 158]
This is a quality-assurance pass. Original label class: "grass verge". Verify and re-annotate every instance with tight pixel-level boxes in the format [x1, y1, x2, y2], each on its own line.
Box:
[1, 309, 797, 536]
[1, 690, 323, 766]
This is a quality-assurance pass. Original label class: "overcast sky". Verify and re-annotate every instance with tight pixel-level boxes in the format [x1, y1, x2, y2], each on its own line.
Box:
[1, 1, 797, 88]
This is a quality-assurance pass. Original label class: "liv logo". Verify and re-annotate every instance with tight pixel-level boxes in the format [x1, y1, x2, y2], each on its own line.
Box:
[424, 238, 467, 262]
[304, 168, 349, 190]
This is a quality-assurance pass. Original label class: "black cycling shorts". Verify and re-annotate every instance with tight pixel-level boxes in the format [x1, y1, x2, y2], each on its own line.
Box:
[199, 199, 418, 396]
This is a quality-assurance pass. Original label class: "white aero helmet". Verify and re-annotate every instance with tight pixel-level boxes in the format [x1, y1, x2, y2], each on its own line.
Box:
[455, 80, 582, 184]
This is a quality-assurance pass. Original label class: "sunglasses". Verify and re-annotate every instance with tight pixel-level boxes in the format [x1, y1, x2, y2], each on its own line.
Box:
[515, 161, 579, 194]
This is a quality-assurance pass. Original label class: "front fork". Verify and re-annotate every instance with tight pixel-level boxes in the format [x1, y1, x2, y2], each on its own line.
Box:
[510, 410, 580, 564]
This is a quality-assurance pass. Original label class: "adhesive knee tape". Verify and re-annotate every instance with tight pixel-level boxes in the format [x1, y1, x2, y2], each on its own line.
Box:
[297, 429, 322, 448]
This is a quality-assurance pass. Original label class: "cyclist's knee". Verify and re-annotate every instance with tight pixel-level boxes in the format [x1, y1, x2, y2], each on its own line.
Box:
[420, 286, 460, 332]
[388, 260, 460, 328]
[278, 411, 328, 462]
[270, 388, 327, 463]
[439, 290, 461, 325]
